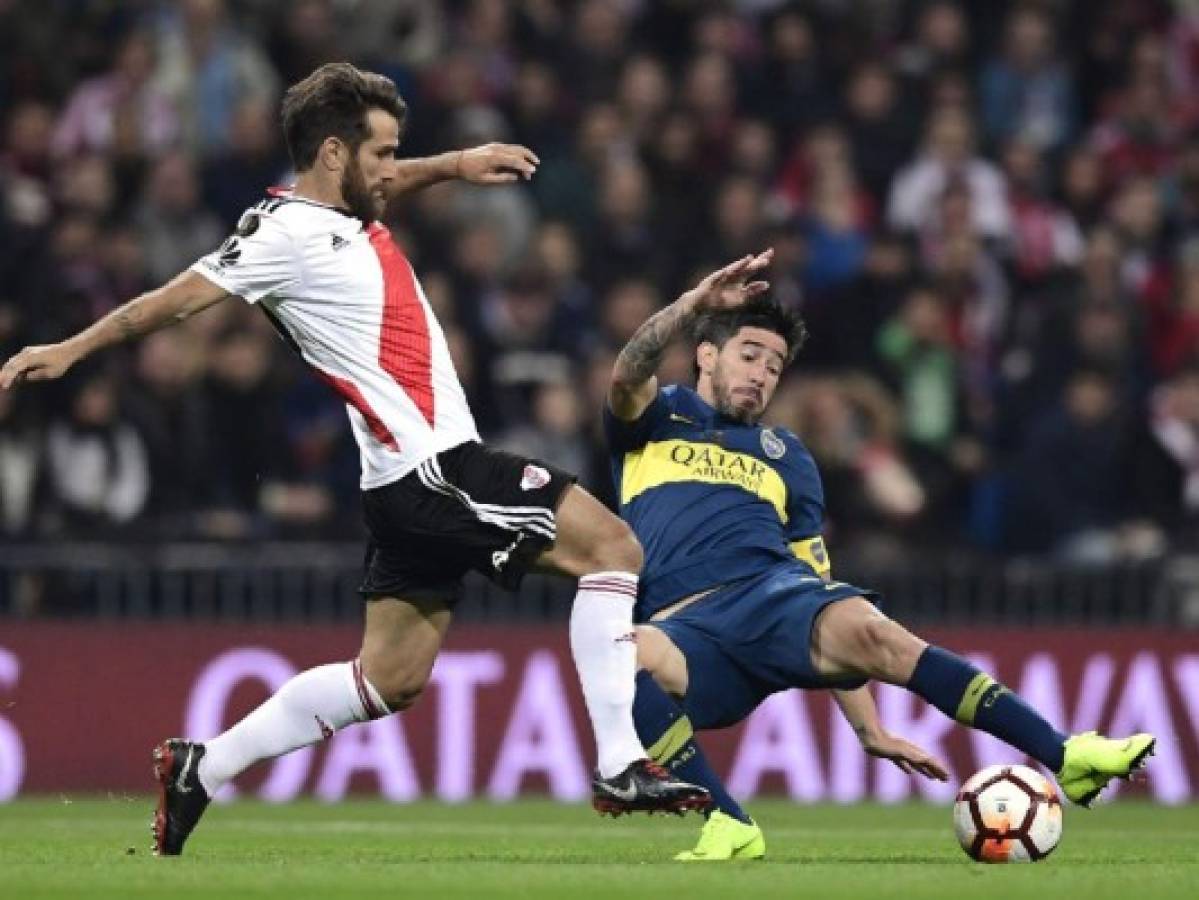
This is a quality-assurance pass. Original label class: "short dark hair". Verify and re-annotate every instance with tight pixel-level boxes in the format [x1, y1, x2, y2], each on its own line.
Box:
[692, 296, 808, 374]
[280, 63, 408, 171]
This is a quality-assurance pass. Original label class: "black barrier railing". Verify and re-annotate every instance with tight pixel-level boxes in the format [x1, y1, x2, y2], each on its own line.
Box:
[0, 543, 1195, 626]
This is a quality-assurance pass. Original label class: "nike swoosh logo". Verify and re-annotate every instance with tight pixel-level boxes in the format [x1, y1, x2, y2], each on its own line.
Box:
[175, 746, 194, 795]
[669, 414, 695, 424]
[600, 782, 639, 802]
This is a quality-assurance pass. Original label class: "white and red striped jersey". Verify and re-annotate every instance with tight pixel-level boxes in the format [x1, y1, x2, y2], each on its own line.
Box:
[192, 191, 479, 489]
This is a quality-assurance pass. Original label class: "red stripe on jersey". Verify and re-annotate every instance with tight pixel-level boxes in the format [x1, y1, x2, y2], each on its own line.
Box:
[312, 367, 400, 451]
[368, 224, 436, 428]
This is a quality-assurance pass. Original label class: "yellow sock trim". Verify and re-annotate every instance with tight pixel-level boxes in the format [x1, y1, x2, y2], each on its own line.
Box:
[955, 672, 996, 724]
[647, 716, 694, 765]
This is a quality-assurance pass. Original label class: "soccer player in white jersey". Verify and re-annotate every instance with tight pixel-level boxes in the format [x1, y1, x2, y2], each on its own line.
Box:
[0, 62, 708, 855]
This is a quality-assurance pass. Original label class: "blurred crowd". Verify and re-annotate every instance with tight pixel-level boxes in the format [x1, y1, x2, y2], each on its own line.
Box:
[3, 0, 1199, 565]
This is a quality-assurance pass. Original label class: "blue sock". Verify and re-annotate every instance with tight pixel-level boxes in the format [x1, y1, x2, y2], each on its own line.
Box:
[633, 670, 752, 824]
[907, 646, 1066, 772]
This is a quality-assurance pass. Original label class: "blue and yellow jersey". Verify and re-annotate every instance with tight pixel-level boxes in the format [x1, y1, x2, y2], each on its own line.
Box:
[604, 384, 831, 621]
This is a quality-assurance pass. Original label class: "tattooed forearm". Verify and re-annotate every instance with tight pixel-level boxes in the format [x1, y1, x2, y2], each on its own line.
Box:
[58, 272, 227, 362]
[115, 307, 142, 342]
[80, 289, 184, 355]
[613, 302, 698, 386]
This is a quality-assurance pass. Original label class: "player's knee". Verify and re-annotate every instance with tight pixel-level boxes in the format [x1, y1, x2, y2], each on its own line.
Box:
[362, 661, 430, 712]
[584, 516, 643, 575]
[635, 625, 667, 674]
[854, 615, 918, 682]
[635, 625, 688, 696]
[378, 672, 428, 712]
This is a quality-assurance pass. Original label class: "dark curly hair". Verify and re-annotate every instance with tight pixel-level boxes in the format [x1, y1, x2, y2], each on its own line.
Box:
[691, 296, 808, 375]
[281, 63, 408, 172]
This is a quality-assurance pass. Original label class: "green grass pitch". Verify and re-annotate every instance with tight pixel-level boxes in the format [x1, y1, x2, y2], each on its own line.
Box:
[1, 797, 1195, 899]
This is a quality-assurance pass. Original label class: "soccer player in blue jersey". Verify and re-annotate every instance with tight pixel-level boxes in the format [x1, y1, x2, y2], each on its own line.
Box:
[604, 249, 1156, 860]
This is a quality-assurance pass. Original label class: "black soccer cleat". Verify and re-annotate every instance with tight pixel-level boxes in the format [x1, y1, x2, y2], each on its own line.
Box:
[591, 759, 712, 817]
[151, 738, 211, 856]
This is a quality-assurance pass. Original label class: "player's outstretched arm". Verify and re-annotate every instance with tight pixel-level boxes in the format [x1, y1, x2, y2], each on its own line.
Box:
[0, 270, 230, 390]
[833, 685, 949, 781]
[608, 249, 774, 421]
[392, 143, 539, 195]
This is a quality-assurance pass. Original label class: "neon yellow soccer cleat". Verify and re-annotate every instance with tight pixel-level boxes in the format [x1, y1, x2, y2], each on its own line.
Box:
[1057, 731, 1156, 807]
[674, 811, 766, 861]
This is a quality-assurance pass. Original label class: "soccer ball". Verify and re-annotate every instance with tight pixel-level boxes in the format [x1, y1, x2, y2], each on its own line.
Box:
[953, 765, 1063, 863]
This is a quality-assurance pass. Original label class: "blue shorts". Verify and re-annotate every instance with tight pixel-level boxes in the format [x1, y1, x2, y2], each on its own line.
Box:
[650, 562, 879, 730]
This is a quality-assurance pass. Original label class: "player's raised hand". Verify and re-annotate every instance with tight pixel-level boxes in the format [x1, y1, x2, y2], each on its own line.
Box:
[0, 343, 78, 390]
[457, 143, 540, 184]
[679, 248, 774, 313]
[860, 730, 950, 782]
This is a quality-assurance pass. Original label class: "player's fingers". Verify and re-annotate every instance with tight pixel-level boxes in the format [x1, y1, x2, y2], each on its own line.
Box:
[746, 247, 775, 271]
[512, 146, 540, 168]
[893, 758, 914, 776]
[924, 757, 950, 781]
[707, 264, 736, 287]
[713, 255, 753, 285]
[907, 752, 945, 780]
[480, 172, 519, 184]
[0, 357, 27, 390]
[745, 280, 770, 296]
[496, 143, 540, 167]
[497, 150, 537, 178]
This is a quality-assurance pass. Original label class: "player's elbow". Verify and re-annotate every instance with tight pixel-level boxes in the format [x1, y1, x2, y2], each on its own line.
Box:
[607, 378, 655, 422]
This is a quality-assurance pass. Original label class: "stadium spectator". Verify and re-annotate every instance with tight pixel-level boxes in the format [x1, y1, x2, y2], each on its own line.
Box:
[122, 329, 211, 535]
[152, 0, 280, 158]
[1008, 366, 1133, 560]
[202, 324, 295, 531]
[1136, 362, 1199, 538]
[51, 30, 178, 160]
[135, 151, 224, 284]
[0, 384, 43, 537]
[199, 99, 290, 228]
[841, 63, 916, 208]
[6, 0, 1199, 562]
[45, 370, 150, 535]
[773, 372, 924, 564]
[887, 107, 1011, 243]
[979, 5, 1075, 152]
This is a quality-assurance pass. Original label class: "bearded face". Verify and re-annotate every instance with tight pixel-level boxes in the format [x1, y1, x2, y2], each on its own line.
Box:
[710, 359, 764, 424]
[697, 326, 787, 424]
[341, 153, 382, 224]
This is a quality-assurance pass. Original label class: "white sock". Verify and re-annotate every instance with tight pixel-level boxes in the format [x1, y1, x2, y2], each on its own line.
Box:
[196, 659, 389, 795]
[569, 572, 646, 778]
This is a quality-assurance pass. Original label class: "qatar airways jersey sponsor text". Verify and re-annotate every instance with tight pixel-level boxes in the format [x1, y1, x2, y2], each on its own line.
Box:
[193, 192, 479, 489]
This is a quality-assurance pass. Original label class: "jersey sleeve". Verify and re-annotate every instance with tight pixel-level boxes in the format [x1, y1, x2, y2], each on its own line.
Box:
[602, 387, 672, 454]
[190, 209, 299, 304]
[781, 435, 832, 578]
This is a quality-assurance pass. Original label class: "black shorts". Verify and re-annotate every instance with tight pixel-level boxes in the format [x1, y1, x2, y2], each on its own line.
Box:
[358, 440, 575, 602]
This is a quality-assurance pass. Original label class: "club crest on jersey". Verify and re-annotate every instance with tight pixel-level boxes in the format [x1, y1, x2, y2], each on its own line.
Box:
[330, 234, 350, 251]
[761, 428, 786, 459]
[520, 465, 551, 491]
